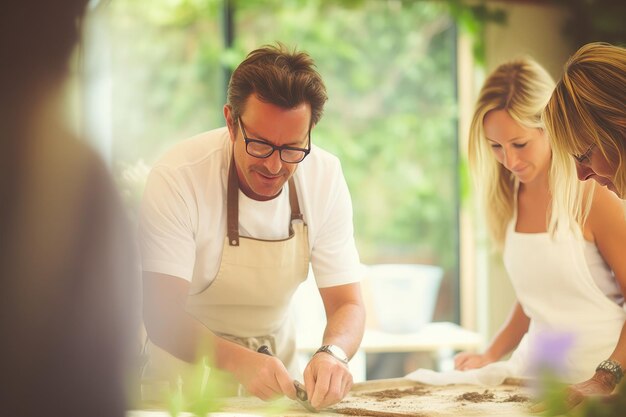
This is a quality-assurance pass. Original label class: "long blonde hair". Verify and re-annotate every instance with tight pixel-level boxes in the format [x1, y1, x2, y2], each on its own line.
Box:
[543, 42, 626, 198]
[468, 58, 588, 249]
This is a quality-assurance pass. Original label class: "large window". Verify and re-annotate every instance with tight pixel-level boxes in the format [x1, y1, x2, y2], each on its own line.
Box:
[108, 0, 459, 323]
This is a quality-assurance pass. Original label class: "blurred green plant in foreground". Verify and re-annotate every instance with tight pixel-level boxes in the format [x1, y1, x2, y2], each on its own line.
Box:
[154, 356, 290, 417]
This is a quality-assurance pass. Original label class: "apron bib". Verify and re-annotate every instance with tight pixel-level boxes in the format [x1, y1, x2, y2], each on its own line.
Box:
[501, 187, 626, 383]
[142, 156, 310, 393]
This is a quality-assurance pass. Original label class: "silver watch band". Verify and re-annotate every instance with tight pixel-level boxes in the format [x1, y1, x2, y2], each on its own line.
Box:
[315, 344, 349, 364]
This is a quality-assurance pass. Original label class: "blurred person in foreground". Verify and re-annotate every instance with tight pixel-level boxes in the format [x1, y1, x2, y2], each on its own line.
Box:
[406, 57, 626, 410]
[544, 42, 626, 199]
[140, 43, 365, 410]
[0, 2, 138, 417]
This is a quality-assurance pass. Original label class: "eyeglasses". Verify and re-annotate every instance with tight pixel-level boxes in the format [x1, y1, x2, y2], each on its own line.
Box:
[238, 117, 311, 164]
[573, 144, 595, 165]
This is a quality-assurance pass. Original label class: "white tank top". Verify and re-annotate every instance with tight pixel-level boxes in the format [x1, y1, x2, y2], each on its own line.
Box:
[583, 241, 623, 305]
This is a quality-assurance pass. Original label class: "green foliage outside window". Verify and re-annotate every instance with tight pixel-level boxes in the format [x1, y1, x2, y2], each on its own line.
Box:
[232, 1, 458, 267]
[109, 0, 460, 318]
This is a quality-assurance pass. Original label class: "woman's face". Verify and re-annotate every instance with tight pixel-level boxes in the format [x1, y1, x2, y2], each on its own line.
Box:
[483, 109, 551, 186]
[573, 144, 621, 197]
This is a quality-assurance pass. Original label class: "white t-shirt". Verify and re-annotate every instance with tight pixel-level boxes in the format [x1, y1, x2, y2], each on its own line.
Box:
[140, 127, 361, 295]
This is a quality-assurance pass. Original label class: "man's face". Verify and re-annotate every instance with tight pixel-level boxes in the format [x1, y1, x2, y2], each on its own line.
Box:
[225, 94, 311, 201]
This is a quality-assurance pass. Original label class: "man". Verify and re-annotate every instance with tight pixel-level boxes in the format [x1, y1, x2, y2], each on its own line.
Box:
[140, 43, 365, 409]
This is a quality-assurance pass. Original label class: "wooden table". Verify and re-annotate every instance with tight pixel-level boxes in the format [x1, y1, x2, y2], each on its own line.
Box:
[129, 377, 533, 417]
[297, 322, 484, 381]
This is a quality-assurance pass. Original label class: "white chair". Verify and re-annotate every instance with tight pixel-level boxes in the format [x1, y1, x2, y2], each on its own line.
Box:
[364, 263, 443, 334]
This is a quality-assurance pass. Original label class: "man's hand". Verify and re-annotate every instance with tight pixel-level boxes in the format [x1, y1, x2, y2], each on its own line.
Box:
[530, 371, 617, 413]
[303, 352, 353, 410]
[454, 352, 497, 371]
[233, 349, 297, 401]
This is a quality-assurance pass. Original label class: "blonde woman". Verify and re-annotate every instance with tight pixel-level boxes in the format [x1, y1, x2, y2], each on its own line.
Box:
[450, 58, 626, 404]
[544, 42, 626, 199]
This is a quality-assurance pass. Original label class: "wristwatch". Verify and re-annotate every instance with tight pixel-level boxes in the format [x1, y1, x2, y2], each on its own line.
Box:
[315, 344, 349, 365]
[596, 359, 623, 384]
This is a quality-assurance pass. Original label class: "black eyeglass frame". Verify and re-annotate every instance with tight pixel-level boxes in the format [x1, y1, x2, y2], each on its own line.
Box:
[237, 117, 311, 164]
[573, 143, 596, 165]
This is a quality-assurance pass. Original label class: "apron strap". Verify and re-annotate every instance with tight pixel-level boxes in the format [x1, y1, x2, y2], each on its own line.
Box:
[288, 177, 302, 221]
[227, 155, 303, 246]
[227, 155, 240, 246]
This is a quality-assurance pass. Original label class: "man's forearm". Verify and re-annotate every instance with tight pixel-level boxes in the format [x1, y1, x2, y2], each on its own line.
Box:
[145, 307, 257, 374]
[145, 304, 215, 363]
[321, 301, 366, 360]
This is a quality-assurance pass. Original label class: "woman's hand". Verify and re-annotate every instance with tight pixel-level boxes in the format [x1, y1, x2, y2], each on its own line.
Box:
[530, 370, 617, 413]
[454, 351, 498, 371]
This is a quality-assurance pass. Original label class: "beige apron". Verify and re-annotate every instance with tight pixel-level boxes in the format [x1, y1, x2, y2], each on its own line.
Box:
[142, 157, 310, 393]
